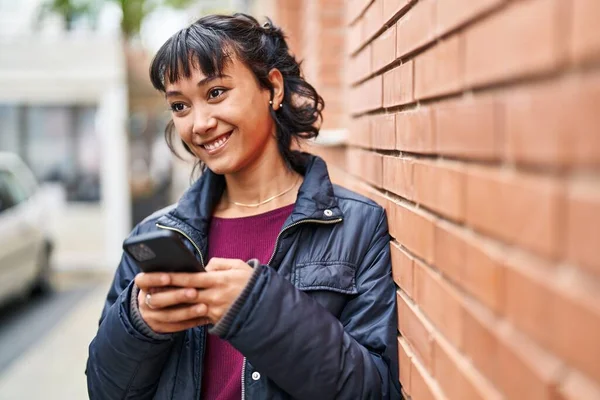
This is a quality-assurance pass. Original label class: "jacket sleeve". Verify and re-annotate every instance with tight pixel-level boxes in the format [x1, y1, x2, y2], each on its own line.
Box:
[214, 208, 402, 399]
[86, 226, 176, 400]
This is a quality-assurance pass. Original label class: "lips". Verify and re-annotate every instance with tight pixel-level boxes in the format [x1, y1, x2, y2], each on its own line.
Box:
[201, 131, 232, 152]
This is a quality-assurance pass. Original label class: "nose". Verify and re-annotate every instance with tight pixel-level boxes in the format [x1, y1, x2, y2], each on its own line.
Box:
[191, 107, 217, 136]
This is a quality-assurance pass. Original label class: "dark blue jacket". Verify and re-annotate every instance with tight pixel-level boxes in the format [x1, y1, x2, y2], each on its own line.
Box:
[86, 154, 401, 399]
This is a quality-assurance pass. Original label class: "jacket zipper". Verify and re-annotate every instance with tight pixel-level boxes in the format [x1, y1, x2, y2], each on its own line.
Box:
[155, 223, 205, 268]
[158, 217, 343, 400]
[241, 358, 247, 400]
[240, 217, 343, 400]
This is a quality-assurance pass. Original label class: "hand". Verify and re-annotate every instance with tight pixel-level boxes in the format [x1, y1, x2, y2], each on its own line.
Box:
[136, 258, 254, 327]
[135, 275, 210, 334]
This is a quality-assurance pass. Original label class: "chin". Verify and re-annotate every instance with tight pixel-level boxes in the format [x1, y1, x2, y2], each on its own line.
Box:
[203, 157, 241, 176]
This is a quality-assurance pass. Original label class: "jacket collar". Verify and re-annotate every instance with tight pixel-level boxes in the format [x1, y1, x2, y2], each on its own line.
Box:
[160, 153, 342, 237]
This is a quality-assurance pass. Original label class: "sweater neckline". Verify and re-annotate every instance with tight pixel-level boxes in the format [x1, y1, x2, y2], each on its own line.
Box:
[211, 203, 295, 222]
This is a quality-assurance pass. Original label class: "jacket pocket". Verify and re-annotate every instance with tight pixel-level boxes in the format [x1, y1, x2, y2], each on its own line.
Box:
[294, 261, 358, 295]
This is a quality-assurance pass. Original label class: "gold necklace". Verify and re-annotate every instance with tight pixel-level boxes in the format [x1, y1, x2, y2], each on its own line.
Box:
[230, 176, 299, 208]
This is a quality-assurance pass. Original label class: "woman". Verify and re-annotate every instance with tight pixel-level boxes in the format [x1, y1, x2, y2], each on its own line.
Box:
[87, 13, 401, 400]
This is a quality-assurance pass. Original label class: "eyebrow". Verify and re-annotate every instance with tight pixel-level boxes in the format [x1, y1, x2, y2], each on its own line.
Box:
[165, 74, 232, 98]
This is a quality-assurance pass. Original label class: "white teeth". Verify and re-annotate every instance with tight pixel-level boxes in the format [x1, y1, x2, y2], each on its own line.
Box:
[203, 133, 230, 151]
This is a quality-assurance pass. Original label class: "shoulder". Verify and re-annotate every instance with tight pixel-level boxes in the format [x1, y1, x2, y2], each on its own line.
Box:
[333, 184, 384, 216]
[131, 203, 178, 235]
[331, 184, 388, 238]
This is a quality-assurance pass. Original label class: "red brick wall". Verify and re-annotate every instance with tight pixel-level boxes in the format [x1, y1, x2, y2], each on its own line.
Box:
[268, 0, 600, 398]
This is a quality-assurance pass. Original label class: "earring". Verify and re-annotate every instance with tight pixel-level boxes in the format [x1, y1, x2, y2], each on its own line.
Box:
[279, 103, 283, 108]
[269, 100, 273, 105]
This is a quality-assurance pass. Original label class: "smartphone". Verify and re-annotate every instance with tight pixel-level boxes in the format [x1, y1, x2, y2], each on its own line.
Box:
[122, 230, 205, 273]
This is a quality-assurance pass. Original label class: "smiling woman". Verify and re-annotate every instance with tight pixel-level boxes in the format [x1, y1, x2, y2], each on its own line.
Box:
[86, 13, 402, 400]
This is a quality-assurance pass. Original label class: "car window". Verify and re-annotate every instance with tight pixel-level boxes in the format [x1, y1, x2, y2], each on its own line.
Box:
[0, 169, 27, 211]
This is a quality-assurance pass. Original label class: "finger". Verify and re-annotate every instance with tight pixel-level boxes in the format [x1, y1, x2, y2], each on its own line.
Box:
[147, 303, 208, 324]
[205, 258, 244, 272]
[145, 287, 201, 309]
[154, 316, 211, 334]
[148, 286, 177, 294]
[167, 271, 220, 289]
[135, 272, 171, 290]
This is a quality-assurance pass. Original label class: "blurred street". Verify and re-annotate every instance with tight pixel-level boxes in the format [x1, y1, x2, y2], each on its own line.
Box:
[0, 271, 111, 400]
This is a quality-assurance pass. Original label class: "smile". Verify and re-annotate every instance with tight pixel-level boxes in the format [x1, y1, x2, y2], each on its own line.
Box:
[202, 131, 232, 153]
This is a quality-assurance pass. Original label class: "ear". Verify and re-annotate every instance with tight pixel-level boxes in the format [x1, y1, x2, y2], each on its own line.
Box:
[267, 68, 284, 110]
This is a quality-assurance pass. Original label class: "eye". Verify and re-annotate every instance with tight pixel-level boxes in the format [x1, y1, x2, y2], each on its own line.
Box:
[170, 102, 187, 113]
[208, 88, 227, 100]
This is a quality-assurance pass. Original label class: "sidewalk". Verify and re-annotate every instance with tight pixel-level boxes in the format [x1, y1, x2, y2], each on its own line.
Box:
[0, 280, 110, 400]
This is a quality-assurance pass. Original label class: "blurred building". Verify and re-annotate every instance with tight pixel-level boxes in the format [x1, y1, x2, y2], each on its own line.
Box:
[0, 0, 129, 268]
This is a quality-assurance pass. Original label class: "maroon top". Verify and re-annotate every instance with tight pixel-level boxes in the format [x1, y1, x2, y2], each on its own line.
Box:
[201, 204, 295, 400]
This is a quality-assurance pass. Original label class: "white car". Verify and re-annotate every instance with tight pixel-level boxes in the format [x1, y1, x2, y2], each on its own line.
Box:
[0, 152, 53, 305]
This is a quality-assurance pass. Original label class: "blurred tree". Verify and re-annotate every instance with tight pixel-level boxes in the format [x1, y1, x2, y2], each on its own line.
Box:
[111, 0, 195, 41]
[40, 0, 195, 39]
[38, 0, 96, 30]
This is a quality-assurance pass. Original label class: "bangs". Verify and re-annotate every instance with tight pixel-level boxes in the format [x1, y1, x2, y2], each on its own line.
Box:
[150, 24, 234, 92]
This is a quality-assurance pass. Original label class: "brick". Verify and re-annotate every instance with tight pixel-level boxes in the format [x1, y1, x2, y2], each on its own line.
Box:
[398, 337, 413, 395]
[415, 35, 463, 99]
[559, 370, 600, 400]
[433, 221, 465, 284]
[464, 0, 564, 87]
[346, 0, 371, 26]
[389, 201, 435, 263]
[348, 17, 364, 54]
[463, 236, 504, 315]
[553, 278, 600, 383]
[383, 61, 413, 107]
[397, 291, 434, 369]
[571, 0, 600, 64]
[435, 97, 500, 160]
[465, 167, 564, 259]
[411, 356, 447, 400]
[496, 323, 564, 400]
[362, 150, 383, 187]
[396, 0, 435, 58]
[370, 113, 396, 149]
[383, 0, 411, 23]
[414, 261, 464, 349]
[391, 241, 414, 296]
[353, 75, 383, 113]
[413, 161, 466, 222]
[503, 253, 556, 350]
[413, 161, 437, 210]
[566, 183, 600, 275]
[504, 76, 600, 167]
[347, 116, 370, 147]
[349, 45, 371, 84]
[396, 108, 435, 153]
[372, 24, 396, 72]
[363, 0, 383, 41]
[383, 156, 413, 200]
[433, 333, 503, 400]
[463, 298, 500, 385]
[436, 0, 503, 36]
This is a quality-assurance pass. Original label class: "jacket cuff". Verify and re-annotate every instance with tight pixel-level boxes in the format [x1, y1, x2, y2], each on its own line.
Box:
[130, 284, 173, 341]
[209, 259, 263, 337]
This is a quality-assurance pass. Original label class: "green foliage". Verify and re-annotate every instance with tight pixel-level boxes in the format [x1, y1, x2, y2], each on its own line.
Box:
[108, 0, 196, 39]
[40, 0, 196, 39]
[38, 0, 96, 29]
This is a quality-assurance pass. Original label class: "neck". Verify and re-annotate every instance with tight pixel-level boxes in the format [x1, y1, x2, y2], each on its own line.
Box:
[222, 145, 301, 213]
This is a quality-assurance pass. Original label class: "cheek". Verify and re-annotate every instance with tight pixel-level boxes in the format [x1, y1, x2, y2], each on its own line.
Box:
[173, 118, 193, 144]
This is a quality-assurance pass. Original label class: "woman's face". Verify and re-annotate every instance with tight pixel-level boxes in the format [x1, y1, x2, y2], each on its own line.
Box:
[164, 57, 278, 175]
